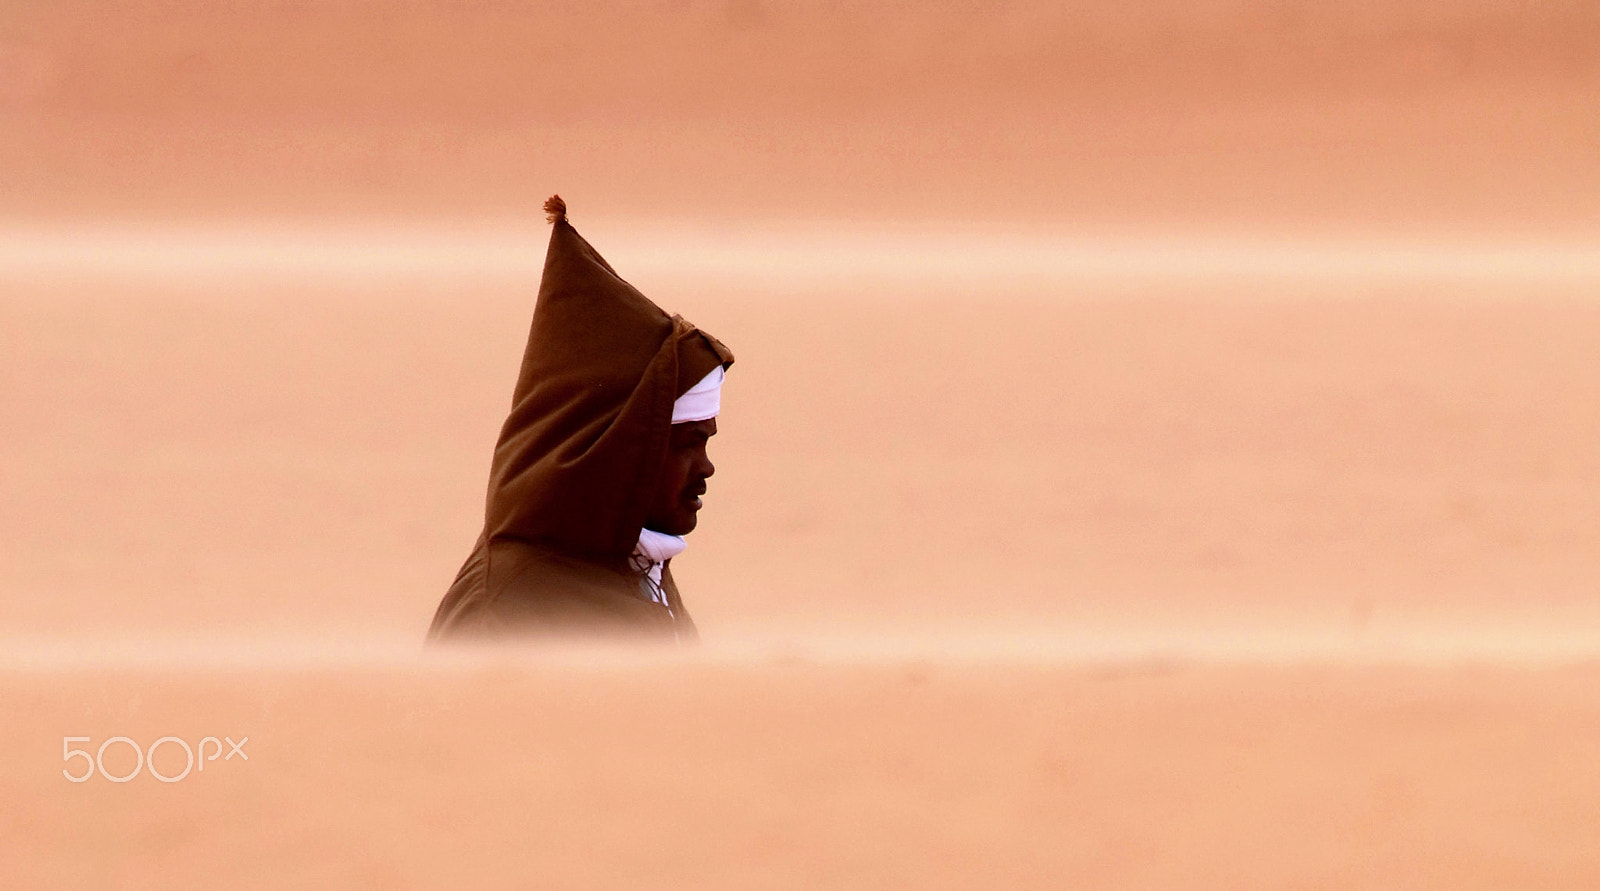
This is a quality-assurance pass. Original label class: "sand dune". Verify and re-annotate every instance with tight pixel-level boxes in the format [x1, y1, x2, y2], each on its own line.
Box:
[2, 0, 1597, 226]
[5, 657, 1600, 888]
[5, 243, 1598, 883]
[6, 223, 1600, 885]
[3, 256, 1598, 640]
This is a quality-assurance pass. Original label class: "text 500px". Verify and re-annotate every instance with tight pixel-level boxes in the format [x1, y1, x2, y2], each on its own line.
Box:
[62, 736, 249, 783]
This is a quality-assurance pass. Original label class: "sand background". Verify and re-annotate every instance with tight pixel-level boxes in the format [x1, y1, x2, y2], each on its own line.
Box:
[3, 1, 1600, 887]
[3, 271, 1599, 644]
[6, 660, 1600, 888]
[1, 0, 1597, 230]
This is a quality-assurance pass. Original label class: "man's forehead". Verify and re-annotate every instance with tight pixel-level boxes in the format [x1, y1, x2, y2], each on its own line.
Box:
[671, 418, 718, 438]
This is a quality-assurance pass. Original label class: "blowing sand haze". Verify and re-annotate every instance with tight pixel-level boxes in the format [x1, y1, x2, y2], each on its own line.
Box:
[3, 0, 1599, 887]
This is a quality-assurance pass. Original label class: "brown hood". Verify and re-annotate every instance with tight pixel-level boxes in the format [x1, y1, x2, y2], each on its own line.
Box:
[483, 197, 733, 570]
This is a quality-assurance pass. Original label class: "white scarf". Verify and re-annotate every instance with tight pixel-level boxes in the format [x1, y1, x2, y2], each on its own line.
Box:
[672, 366, 723, 423]
[631, 528, 687, 610]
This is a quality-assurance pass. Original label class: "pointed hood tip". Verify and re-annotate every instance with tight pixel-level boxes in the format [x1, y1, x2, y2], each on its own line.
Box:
[544, 195, 567, 225]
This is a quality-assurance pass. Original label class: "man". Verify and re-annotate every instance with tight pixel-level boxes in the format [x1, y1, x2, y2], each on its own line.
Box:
[428, 196, 733, 642]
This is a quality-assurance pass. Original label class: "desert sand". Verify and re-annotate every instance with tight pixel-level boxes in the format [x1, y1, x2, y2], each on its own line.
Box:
[5, 657, 1600, 889]
[2, 0, 1597, 229]
[3, 268, 1597, 641]
[4, 240, 1598, 889]
[3, 1, 1600, 887]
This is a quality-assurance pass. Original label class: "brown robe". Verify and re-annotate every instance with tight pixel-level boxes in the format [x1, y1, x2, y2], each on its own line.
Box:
[429, 200, 733, 642]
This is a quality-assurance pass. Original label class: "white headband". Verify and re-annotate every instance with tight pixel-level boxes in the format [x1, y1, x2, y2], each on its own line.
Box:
[672, 366, 724, 423]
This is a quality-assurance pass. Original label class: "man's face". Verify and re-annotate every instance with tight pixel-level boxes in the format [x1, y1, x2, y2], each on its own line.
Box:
[643, 418, 717, 536]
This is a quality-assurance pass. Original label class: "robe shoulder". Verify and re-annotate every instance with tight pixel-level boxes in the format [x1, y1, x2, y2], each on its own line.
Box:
[428, 537, 679, 642]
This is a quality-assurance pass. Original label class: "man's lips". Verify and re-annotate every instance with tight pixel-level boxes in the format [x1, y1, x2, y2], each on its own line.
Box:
[685, 481, 707, 508]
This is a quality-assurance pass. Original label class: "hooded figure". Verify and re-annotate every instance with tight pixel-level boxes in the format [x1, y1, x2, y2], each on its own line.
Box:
[428, 196, 733, 642]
